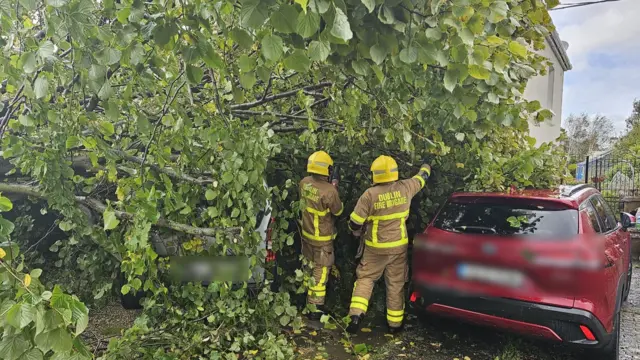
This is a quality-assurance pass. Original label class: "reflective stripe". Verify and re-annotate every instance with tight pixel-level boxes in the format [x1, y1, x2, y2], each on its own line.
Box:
[307, 207, 331, 216]
[308, 290, 326, 297]
[387, 314, 403, 322]
[387, 309, 404, 316]
[350, 302, 368, 312]
[367, 210, 409, 221]
[412, 174, 425, 188]
[305, 207, 332, 241]
[366, 238, 408, 248]
[334, 203, 344, 216]
[350, 212, 366, 225]
[302, 230, 335, 242]
[309, 160, 330, 168]
[351, 296, 369, 306]
[420, 166, 431, 177]
[368, 210, 410, 247]
[319, 266, 327, 286]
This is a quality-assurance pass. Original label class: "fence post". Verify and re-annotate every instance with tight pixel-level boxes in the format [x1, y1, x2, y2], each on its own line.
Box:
[585, 156, 589, 185]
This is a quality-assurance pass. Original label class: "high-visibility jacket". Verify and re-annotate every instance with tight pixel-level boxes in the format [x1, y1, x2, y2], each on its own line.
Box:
[349, 174, 427, 254]
[299, 175, 343, 246]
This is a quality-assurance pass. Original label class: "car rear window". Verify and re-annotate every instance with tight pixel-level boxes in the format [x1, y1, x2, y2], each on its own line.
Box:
[433, 199, 579, 238]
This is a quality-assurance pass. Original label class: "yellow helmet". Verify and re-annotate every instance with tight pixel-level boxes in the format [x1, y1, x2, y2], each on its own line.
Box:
[307, 151, 333, 176]
[371, 155, 398, 184]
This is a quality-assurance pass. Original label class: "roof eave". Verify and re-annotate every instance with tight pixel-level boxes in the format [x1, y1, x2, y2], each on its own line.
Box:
[547, 30, 572, 72]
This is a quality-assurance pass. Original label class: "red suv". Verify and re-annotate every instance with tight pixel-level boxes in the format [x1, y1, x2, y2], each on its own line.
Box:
[410, 185, 634, 360]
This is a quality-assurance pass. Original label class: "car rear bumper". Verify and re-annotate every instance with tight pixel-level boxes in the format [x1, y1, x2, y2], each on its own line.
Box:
[411, 284, 611, 349]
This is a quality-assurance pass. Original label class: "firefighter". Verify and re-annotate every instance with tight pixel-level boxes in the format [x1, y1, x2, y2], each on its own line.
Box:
[346, 155, 431, 334]
[299, 151, 343, 320]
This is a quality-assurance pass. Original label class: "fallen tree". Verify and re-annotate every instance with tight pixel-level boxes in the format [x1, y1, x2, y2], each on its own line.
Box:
[0, 0, 569, 358]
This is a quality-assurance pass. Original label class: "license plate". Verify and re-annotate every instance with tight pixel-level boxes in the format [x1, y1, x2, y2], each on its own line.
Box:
[457, 263, 523, 288]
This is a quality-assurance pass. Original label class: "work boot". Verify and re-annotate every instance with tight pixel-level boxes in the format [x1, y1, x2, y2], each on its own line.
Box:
[306, 305, 327, 321]
[346, 314, 365, 334]
[387, 323, 404, 335]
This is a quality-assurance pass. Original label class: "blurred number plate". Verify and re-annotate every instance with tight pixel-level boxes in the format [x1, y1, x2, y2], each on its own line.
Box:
[457, 263, 523, 288]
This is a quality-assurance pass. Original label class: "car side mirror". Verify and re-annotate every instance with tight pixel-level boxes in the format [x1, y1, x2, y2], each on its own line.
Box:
[620, 212, 634, 231]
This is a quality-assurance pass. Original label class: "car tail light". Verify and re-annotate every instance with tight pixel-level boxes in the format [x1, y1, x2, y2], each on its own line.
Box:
[265, 217, 276, 262]
[580, 325, 596, 341]
[409, 291, 418, 303]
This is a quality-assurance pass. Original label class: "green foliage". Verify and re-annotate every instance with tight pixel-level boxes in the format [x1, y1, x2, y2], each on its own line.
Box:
[0, 0, 567, 357]
[0, 196, 91, 360]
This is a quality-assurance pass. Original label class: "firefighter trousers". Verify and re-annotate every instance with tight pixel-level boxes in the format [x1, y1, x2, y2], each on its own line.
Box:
[348, 248, 408, 328]
[302, 241, 334, 306]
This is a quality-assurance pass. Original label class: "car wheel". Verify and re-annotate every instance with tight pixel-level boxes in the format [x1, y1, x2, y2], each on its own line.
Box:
[624, 257, 632, 302]
[592, 310, 620, 360]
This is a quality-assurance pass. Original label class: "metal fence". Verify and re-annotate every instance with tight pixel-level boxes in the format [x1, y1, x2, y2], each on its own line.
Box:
[581, 151, 640, 212]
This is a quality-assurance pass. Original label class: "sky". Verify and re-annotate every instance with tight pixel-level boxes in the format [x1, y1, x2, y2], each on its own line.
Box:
[551, 0, 640, 134]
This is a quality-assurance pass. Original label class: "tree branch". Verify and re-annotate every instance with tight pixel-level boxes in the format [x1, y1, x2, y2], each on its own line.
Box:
[231, 110, 344, 129]
[229, 82, 332, 111]
[0, 182, 241, 237]
[110, 150, 214, 185]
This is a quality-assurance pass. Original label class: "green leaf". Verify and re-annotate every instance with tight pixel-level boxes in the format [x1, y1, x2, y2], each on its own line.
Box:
[370, 44, 387, 65]
[121, 284, 131, 295]
[296, 11, 320, 38]
[526, 100, 542, 112]
[261, 34, 284, 61]
[283, 50, 311, 72]
[37, 41, 55, 59]
[443, 69, 457, 92]
[308, 41, 330, 61]
[205, 189, 216, 201]
[309, 0, 330, 13]
[351, 60, 369, 75]
[487, 92, 499, 104]
[486, 35, 506, 46]
[231, 208, 240, 218]
[0, 335, 30, 360]
[271, 4, 299, 34]
[45, 0, 67, 7]
[468, 65, 490, 80]
[222, 172, 234, 183]
[186, 65, 204, 84]
[508, 41, 527, 57]
[239, 55, 256, 72]
[239, 72, 257, 88]
[378, 5, 395, 24]
[455, 133, 465, 141]
[240, 0, 269, 28]
[6, 303, 36, 329]
[103, 209, 120, 231]
[116, 7, 130, 23]
[459, 28, 475, 46]
[331, 6, 353, 41]
[65, 136, 80, 149]
[468, 14, 485, 35]
[203, 44, 225, 69]
[20, 52, 37, 74]
[34, 329, 73, 354]
[279, 315, 291, 326]
[425, 28, 442, 40]
[0, 196, 13, 211]
[30, 268, 42, 279]
[98, 121, 115, 136]
[18, 115, 35, 127]
[399, 47, 418, 64]
[0, 217, 15, 236]
[19, 348, 43, 360]
[465, 110, 478, 122]
[95, 47, 122, 65]
[361, 0, 374, 13]
[230, 28, 254, 50]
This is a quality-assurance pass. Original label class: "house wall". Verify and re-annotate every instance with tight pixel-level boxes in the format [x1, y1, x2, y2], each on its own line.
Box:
[523, 38, 566, 145]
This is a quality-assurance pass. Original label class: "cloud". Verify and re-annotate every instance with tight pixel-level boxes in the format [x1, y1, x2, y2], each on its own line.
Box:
[551, 0, 640, 132]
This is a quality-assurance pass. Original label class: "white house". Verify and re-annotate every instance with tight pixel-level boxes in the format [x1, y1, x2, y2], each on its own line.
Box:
[524, 30, 572, 145]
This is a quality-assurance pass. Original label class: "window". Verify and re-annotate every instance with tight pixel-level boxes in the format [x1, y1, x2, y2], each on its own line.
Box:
[590, 196, 617, 232]
[433, 199, 579, 238]
[582, 202, 602, 233]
